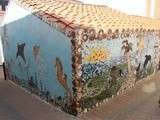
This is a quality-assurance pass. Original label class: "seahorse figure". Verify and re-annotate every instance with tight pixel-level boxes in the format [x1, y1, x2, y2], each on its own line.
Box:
[54, 58, 72, 98]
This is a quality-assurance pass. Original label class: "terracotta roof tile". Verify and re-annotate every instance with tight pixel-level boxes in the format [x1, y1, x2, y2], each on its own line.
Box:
[15, 0, 160, 32]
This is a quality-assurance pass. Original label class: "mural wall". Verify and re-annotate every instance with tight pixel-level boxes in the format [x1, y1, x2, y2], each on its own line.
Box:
[81, 31, 160, 109]
[2, 1, 73, 110]
[1, 1, 160, 115]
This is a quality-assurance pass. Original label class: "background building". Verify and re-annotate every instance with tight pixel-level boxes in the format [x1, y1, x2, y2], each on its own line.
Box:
[80, 0, 160, 18]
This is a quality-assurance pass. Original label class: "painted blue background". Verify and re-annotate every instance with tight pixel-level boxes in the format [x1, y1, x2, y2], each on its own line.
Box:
[2, 3, 72, 98]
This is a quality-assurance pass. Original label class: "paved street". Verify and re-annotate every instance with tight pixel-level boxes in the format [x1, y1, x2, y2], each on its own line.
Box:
[0, 68, 78, 120]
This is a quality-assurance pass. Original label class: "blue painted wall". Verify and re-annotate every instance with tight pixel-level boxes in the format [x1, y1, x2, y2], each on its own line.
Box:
[2, 2, 72, 98]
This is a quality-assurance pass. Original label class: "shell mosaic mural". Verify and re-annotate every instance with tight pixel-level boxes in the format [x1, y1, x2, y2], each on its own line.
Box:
[1, 0, 160, 116]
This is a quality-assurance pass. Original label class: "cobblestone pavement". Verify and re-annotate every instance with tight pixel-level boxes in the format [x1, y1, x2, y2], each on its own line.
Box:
[80, 72, 160, 120]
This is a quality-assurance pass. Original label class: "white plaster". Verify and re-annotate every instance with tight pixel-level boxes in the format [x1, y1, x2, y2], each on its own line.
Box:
[0, 36, 4, 64]
[150, 0, 155, 17]
[80, 0, 159, 18]
[2, 0, 31, 26]
[0, 1, 31, 64]
[80, 0, 146, 16]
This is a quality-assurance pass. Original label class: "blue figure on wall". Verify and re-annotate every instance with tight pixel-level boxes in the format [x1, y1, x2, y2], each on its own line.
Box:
[16, 43, 26, 63]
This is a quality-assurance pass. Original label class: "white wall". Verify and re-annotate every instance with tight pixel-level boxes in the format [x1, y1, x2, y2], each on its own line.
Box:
[0, 35, 4, 64]
[80, 0, 155, 17]
[0, 1, 31, 65]
[2, 1, 31, 25]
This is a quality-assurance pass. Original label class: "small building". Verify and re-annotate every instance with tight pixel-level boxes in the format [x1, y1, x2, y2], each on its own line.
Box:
[1, 0, 160, 115]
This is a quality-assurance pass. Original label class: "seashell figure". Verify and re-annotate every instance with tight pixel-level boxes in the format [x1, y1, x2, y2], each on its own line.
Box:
[97, 29, 106, 40]
[33, 45, 40, 61]
[88, 29, 96, 41]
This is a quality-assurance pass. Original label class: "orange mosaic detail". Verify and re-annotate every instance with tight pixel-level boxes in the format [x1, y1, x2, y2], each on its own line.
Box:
[84, 47, 111, 63]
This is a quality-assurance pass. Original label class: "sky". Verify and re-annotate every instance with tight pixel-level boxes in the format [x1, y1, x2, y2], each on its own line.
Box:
[79, 0, 155, 17]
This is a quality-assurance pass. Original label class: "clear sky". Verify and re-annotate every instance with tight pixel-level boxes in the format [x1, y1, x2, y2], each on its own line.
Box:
[79, 0, 155, 17]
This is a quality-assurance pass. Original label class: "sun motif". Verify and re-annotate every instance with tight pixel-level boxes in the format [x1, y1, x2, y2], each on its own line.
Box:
[84, 47, 111, 63]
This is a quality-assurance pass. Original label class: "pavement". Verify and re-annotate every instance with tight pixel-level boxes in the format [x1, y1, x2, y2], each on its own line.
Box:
[0, 68, 79, 120]
[0, 69, 160, 120]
